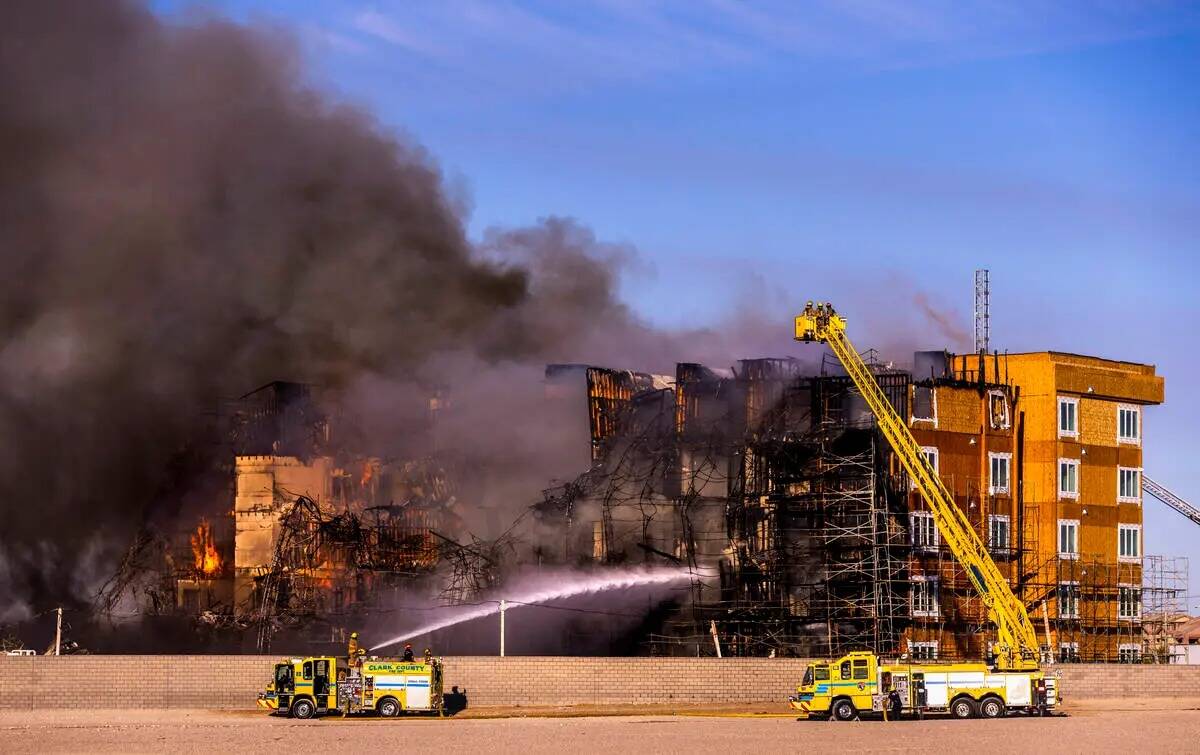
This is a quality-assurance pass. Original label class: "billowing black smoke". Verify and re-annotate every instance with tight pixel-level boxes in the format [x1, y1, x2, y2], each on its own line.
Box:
[0, 1, 799, 623]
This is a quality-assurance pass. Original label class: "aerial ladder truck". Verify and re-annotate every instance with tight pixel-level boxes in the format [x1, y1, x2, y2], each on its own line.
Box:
[788, 302, 1056, 720]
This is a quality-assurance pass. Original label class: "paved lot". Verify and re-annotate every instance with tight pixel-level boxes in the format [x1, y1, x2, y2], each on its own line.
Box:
[1, 708, 1198, 753]
[2, 705, 1200, 753]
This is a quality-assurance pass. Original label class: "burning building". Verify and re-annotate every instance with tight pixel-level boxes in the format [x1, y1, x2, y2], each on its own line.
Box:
[98, 345, 1180, 663]
[539, 349, 1178, 662]
[94, 380, 467, 652]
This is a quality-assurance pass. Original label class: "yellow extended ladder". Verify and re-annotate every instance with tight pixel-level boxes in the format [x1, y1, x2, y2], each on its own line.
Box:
[795, 302, 1041, 671]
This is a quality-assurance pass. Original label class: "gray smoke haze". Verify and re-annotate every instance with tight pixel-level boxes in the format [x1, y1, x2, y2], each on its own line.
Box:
[0, 1, 803, 616]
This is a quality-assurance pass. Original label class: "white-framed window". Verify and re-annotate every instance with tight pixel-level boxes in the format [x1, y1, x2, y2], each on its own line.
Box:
[1118, 524, 1141, 562]
[1058, 396, 1079, 438]
[909, 640, 938, 660]
[988, 514, 1011, 554]
[1118, 585, 1142, 620]
[912, 447, 939, 491]
[910, 511, 939, 552]
[911, 576, 939, 617]
[1118, 643, 1141, 664]
[1058, 519, 1079, 559]
[1117, 404, 1140, 444]
[1118, 467, 1141, 503]
[1058, 581, 1080, 619]
[921, 446, 939, 474]
[1058, 642, 1080, 663]
[988, 390, 1010, 429]
[1058, 458, 1080, 499]
[912, 385, 937, 423]
[989, 452, 1012, 495]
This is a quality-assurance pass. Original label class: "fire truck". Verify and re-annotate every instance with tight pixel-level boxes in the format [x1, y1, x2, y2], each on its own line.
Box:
[788, 303, 1059, 720]
[258, 637, 444, 718]
[792, 651, 1055, 720]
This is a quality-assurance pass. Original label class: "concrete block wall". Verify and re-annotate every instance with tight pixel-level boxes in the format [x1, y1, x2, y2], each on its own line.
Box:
[0, 656, 1196, 710]
[0, 655, 281, 710]
[1056, 663, 1200, 699]
[440, 657, 812, 706]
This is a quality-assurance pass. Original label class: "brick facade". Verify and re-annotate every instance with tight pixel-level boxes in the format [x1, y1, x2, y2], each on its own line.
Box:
[1, 656, 1195, 710]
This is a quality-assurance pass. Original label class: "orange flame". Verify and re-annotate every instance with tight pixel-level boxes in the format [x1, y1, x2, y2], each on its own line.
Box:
[191, 520, 221, 576]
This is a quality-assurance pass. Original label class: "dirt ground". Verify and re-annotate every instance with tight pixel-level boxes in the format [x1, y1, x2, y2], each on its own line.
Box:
[2, 705, 1199, 754]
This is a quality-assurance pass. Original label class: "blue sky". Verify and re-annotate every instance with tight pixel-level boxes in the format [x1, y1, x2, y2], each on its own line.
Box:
[155, 1, 1200, 600]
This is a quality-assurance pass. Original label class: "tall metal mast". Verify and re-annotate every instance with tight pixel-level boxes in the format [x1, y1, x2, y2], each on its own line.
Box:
[974, 269, 990, 353]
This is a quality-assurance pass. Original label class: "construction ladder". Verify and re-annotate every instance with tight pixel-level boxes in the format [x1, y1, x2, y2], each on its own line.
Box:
[1142, 475, 1200, 527]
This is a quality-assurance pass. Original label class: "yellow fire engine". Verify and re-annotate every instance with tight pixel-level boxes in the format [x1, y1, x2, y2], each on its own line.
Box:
[789, 304, 1059, 719]
[790, 651, 1057, 720]
[257, 635, 444, 718]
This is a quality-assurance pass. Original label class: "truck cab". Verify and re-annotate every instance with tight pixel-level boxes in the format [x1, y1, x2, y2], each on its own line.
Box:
[791, 652, 878, 720]
[259, 656, 338, 719]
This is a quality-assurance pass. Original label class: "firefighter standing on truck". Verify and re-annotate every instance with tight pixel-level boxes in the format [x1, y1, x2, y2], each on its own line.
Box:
[403, 643, 415, 662]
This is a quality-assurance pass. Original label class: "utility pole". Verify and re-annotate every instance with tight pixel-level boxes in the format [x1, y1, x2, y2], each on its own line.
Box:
[54, 607, 62, 656]
[499, 600, 506, 657]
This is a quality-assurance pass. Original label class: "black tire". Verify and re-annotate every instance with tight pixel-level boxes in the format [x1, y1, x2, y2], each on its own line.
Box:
[832, 699, 857, 721]
[377, 697, 401, 718]
[291, 698, 316, 720]
[979, 697, 1005, 719]
[950, 697, 977, 719]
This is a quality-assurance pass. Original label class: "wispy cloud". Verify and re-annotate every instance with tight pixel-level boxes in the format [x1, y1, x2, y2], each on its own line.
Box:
[351, 8, 448, 58]
[327, 1, 1200, 97]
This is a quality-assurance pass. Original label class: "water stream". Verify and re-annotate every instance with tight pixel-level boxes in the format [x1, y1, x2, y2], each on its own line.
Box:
[370, 565, 701, 651]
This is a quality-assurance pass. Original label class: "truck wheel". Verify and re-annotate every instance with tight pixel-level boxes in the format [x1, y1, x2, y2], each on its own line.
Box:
[832, 699, 857, 721]
[291, 698, 316, 720]
[979, 697, 1004, 718]
[377, 697, 400, 718]
[950, 697, 977, 719]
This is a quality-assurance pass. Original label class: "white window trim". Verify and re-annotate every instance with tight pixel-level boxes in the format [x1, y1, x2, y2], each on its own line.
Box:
[1058, 396, 1079, 438]
[988, 452, 1012, 495]
[1118, 583, 1142, 621]
[988, 389, 1011, 429]
[1117, 403, 1141, 446]
[1058, 580, 1081, 619]
[1118, 523, 1142, 563]
[908, 640, 939, 659]
[1118, 643, 1141, 662]
[912, 446, 939, 491]
[911, 575, 939, 617]
[1117, 466, 1142, 504]
[988, 513, 1012, 552]
[1057, 518, 1080, 560]
[910, 511, 939, 552]
[921, 446, 939, 474]
[1058, 458, 1080, 500]
[911, 385, 938, 426]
